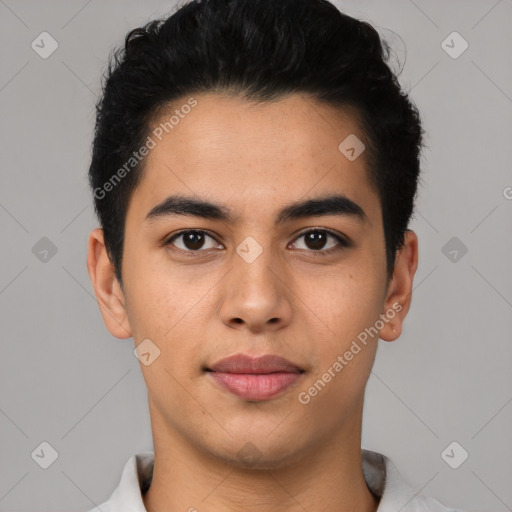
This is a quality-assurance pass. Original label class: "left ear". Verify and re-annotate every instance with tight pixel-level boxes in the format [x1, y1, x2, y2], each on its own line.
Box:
[379, 229, 419, 342]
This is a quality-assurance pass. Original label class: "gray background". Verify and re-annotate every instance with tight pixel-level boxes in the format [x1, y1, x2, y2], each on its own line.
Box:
[0, 0, 511, 511]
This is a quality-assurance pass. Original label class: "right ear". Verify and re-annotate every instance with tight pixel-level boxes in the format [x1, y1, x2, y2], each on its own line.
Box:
[86, 228, 132, 339]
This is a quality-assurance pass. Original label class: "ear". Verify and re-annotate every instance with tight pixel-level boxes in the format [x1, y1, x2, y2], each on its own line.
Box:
[379, 229, 419, 342]
[86, 228, 132, 339]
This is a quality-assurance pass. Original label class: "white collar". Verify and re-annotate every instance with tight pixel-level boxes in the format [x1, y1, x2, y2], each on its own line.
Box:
[89, 449, 459, 512]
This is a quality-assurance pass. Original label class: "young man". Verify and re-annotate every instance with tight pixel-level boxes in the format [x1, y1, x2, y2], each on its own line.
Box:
[86, 0, 463, 511]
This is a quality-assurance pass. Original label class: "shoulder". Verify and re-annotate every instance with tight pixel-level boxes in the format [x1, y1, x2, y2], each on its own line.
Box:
[362, 449, 467, 512]
[82, 451, 154, 512]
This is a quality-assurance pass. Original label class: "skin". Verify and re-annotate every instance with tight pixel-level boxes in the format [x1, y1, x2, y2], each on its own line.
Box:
[87, 92, 418, 512]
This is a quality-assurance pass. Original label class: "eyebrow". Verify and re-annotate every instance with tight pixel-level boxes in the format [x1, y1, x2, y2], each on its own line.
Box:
[144, 193, 368, 226]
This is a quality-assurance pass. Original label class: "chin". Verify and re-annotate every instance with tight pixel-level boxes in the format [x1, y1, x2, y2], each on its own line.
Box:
[209, 435, 309, 471]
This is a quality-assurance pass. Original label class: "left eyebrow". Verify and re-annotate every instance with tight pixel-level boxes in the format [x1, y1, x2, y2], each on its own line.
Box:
[144, 193, 369, 226]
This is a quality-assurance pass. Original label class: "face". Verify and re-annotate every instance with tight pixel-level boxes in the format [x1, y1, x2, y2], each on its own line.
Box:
[88, 92, 417, 469]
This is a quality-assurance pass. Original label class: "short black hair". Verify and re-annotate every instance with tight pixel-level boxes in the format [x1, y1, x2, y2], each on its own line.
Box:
[88, 0, 425, 287]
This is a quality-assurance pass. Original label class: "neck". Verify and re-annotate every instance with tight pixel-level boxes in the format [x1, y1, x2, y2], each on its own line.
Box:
[143, 400, 379, 512]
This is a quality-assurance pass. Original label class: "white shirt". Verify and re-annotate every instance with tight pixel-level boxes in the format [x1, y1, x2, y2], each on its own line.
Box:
[86, 449, 463, 512]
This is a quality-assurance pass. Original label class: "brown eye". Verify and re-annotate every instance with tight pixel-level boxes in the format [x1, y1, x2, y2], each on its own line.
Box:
[290, 229, 350, 253]
[166, 230, 222, 252]
[304, 231, 329, 250]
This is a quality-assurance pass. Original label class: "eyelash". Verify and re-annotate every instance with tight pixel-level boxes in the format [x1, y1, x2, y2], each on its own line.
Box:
[164, 228, 351, 257]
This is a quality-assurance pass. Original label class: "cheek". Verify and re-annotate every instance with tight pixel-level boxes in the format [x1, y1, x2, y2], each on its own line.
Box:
[294, 272, 381, 418]
[122, 245, 193, 333]
[124, 265, 214, 371]
[303, 266, 384, 344]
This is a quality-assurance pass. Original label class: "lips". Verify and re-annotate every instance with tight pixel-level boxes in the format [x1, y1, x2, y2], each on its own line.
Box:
[205, 353, 305, 401]
[208, 354, 303, 374]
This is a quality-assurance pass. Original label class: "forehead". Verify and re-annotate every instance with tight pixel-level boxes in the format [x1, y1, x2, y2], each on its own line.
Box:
[126, 93, 381, 228]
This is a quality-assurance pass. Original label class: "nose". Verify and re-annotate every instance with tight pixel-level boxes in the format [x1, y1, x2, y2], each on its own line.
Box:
[219, 243, 293, 333]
